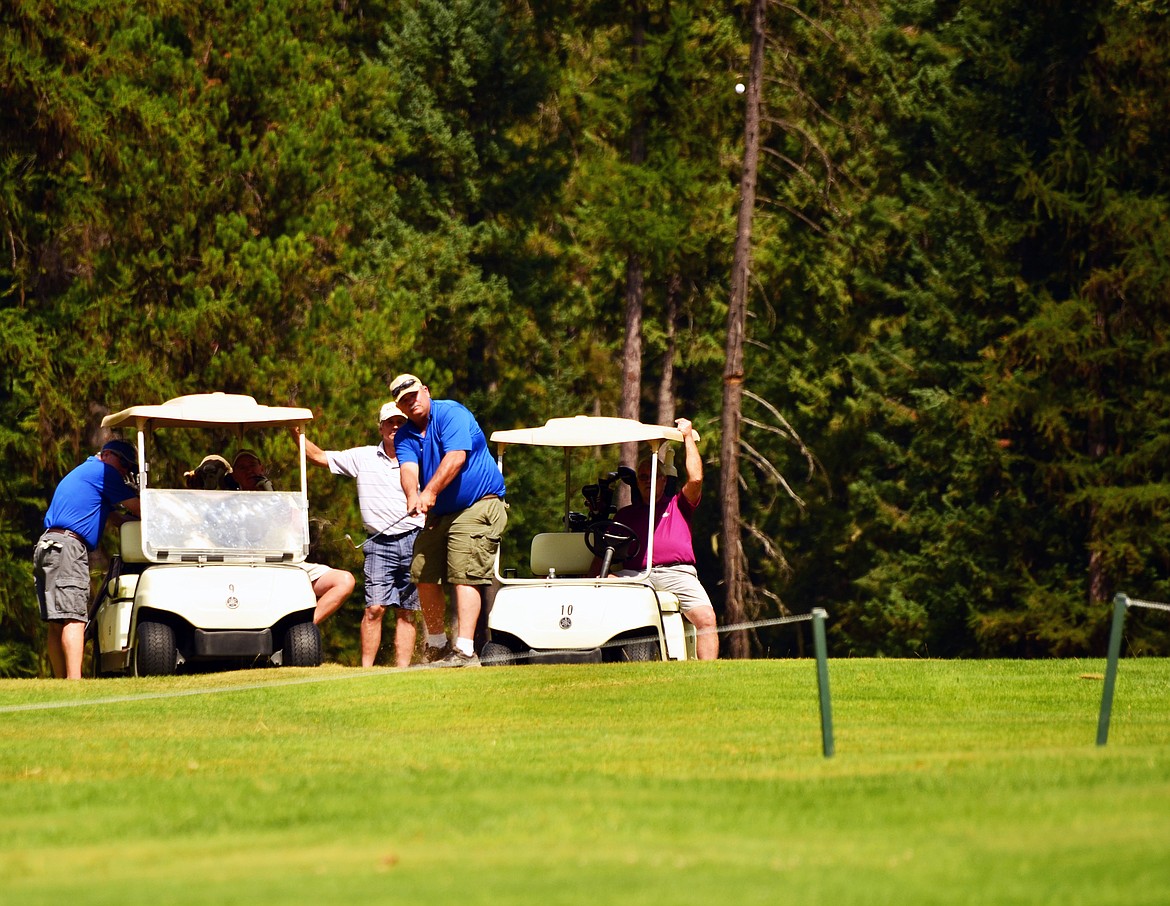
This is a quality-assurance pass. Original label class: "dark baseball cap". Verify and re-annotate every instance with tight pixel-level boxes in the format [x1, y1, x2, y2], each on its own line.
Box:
[102, 439, 139, 475]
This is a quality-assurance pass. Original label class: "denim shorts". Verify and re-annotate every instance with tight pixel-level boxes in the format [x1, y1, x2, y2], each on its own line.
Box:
[365, 528, 420, 610]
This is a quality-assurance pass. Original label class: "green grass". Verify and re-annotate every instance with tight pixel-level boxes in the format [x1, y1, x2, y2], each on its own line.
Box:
[1, 658, 1168, 905]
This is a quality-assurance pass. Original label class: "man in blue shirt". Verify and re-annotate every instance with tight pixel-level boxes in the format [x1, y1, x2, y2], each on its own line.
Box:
[295, 403, 446, 667]
[34, 439, 141, 678]
[391, 374, 507, 667]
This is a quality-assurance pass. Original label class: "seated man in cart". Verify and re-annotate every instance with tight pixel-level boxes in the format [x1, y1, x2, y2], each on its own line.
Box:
[609, 418, 719, 660]
[236, 450, 355, 626]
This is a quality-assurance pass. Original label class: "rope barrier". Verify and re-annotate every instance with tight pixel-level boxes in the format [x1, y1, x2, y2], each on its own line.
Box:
[0, 612, 827, 713]
[1122, 597, 1170, 614]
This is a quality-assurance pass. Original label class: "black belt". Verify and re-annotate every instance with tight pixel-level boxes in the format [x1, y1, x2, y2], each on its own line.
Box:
[46, 527, 87, 546]
[372, 526, 420, 542]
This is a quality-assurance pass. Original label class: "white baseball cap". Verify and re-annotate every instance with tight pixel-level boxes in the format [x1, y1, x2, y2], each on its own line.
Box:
[379, 401, 406, 423]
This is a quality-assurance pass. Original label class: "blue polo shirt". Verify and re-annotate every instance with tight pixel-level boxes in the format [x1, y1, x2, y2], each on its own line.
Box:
[43, 456, 138, 549]
[394, 398, 505, 517]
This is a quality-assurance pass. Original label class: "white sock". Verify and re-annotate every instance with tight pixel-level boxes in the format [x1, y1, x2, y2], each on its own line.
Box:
[455, 637, 475, 657]
[427, 633, 448, 649]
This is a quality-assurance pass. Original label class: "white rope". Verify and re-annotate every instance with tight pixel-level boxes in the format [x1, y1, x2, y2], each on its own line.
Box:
[1124, 597, 1170, 614]
[0, 667, 396, 714]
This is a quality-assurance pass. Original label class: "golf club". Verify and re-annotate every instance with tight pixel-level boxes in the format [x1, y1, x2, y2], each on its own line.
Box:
[344, 511, 418, 551]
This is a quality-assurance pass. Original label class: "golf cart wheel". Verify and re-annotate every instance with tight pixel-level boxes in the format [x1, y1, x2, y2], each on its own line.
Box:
[481, 641, 519, 667]
[134, 621, 177, 676]
[620, 639, 660, 662]
[284, 621, 322, 667]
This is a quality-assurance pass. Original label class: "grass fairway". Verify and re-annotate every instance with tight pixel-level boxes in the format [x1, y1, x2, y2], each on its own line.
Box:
[1, 658, 1168, 905]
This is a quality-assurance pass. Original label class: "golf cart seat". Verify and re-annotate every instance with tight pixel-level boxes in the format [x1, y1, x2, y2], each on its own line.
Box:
[120, 521, 148, 563]
[655, 591, 681, 612]
[530, 532, 594, 577]
[105, 521, 150, 599]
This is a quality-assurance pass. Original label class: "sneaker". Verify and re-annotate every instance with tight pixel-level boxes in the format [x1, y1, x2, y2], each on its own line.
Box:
[430, 648, 481, 668]
[418, 642, 453, 665]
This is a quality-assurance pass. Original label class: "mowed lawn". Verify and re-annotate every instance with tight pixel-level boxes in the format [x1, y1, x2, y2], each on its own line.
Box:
[1, 658, 1168, 905]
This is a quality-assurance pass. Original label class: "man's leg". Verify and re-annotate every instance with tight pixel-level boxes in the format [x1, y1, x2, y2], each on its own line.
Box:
[393, 609, 418, 669]
[685, 605, 719, 661]
[361, 604, 386, 667]
[419, 584, 446, 640]
[312, 568, 356, 624]
[444, 496, 505, 660]
[416, 582, 446, 634]
[46, 622, 66, 678]
[60, 619, 86, 679]
[452, 583, 482, 656]
[650, 565, 718, 661]
[36, 540, 88, 679]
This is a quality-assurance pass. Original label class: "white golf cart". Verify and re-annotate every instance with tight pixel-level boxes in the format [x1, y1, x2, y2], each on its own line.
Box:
[91, 393, 322, 676]
[483, 416, 698, 665]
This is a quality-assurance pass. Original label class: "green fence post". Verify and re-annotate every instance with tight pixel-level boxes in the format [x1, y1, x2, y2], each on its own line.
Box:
[811, 608, 834, 758]
[1096, 593, 1129, 747]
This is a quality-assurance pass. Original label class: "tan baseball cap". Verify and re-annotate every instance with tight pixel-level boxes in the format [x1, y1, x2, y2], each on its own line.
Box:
[389, 373, 423, 403]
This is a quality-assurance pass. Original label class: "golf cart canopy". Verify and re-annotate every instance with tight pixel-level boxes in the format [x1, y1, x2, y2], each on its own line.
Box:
[490, 416, 683, 449]
[103, 393, 313, 430]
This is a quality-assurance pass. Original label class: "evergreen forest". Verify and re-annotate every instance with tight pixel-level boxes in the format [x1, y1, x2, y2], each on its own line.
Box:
[4, 0, 1170, 675]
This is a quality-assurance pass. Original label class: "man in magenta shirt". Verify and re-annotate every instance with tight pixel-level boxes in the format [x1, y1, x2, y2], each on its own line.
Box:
[612, 418, 718, 660]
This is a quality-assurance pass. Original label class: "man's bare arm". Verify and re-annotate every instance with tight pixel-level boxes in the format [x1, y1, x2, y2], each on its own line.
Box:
[419, 450, 468, 513]
[677, 418, 702, 507]
[400, 461, 422, 514]
[289, 426, 328, 468]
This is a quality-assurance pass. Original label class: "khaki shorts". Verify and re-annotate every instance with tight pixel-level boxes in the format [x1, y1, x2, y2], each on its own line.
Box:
[300, 561, 331, 584]
[411, 496, 507, 586]
[617, 563, 713, 614]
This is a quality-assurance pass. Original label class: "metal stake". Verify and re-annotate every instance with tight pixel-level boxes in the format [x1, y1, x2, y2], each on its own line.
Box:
[1096, 593, 1129, 746]
[812, 608, 835, 758]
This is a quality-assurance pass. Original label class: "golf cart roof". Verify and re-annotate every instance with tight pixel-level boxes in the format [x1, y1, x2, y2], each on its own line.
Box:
[102, 393, 313, 430]
[490, 416, 683, 448]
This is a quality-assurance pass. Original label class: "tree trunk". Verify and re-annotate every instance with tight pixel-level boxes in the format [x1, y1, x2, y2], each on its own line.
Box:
[621, 254, 644, 430]
[656, 272, 680, 426]
[619, 9, 647, 485]
[1087, 308, 1108, 607]
[720, 0, 765, 659]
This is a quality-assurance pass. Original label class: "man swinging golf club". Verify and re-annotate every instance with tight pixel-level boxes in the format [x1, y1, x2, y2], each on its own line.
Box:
[293, 402, 448, 667]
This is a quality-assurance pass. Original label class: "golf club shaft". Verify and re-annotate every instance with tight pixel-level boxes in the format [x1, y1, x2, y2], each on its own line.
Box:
[354, 511, 417, 549]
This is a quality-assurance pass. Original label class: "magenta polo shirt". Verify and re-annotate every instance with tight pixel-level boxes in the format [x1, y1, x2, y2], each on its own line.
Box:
[613, 491, 698, 571]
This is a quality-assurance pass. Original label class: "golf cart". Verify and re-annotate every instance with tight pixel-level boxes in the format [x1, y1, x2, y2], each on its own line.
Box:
[91, 393, 322, 676]
[483, 416, 698, 665]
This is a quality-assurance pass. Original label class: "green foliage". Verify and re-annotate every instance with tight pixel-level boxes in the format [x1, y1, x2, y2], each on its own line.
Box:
[6, 0, 1170, 668]
[556, 1, 740, 411]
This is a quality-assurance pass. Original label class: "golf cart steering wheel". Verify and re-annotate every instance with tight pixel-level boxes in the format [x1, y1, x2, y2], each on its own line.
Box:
[584, 521, 641, 578]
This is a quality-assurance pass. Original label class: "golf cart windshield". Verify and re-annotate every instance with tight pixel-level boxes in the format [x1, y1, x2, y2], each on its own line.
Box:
[140, 488, 307, 562]
[103, 393, 314, 564]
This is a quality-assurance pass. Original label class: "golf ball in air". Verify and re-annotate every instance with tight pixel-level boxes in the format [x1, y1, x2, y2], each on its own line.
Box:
[735, 82, 746, 94]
